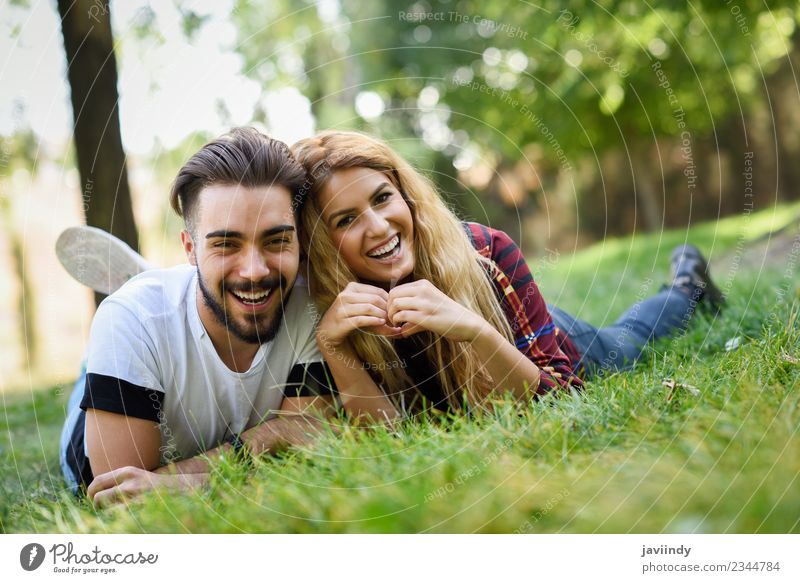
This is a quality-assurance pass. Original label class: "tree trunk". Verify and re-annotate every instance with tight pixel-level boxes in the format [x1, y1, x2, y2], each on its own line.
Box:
[56, 0, 139, 305]
[0, 198, 36, 372]
[630, 146, 663, 232]
[768, 26, 800, 202]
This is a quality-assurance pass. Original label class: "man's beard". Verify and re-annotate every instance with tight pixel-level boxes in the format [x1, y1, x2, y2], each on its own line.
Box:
[197, 269, 291, 345]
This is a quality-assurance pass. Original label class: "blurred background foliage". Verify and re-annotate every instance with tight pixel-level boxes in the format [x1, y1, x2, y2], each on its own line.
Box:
[230, 0, 800, 244]
[4, 0, 799, 243]
[0, 0, 798, 387]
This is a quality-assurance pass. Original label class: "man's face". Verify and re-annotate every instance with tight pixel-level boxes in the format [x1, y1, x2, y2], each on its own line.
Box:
[182, 184, 299, 345]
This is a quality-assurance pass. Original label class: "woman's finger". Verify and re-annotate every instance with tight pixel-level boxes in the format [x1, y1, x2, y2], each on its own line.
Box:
[339, 302, 387, 320]
[345, 282, 389, 300]
[369, 323, 404, 337]
[388, 279, 433, 299]
[347, 315, 390, 330]
[389, 309, 424, 328]
[398, 321, 426, 337]
[387, 296, 429, 322]
[340, 293, 388, 311]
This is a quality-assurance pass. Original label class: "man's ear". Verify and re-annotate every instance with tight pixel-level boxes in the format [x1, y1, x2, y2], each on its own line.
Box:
[181, 230, 197, 266]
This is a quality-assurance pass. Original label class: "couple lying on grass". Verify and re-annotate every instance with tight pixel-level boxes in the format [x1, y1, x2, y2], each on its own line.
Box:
[59, 127, 724, 506]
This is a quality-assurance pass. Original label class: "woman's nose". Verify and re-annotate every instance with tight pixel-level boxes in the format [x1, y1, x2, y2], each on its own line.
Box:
[363, 209, 390, 237]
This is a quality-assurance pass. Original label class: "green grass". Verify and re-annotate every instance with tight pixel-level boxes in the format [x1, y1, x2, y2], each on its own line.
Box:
[2, 203, 799, 533]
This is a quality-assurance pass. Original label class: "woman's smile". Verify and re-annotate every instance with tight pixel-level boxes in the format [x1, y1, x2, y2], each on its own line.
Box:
[366, 233, 401, 261]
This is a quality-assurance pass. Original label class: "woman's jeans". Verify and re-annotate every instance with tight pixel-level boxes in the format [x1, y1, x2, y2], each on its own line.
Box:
[548, 285, 702, 378]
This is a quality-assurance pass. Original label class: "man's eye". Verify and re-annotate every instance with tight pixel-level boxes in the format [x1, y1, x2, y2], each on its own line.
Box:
[336, 215, 355, 228]
[214, 241, 233, 248]
[267, 238, 292, 246]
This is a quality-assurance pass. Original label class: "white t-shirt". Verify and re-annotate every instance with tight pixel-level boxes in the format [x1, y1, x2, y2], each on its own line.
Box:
[81, 265, 325, 464]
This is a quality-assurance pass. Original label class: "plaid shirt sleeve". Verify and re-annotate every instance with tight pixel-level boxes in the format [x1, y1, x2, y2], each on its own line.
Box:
[464, 222, 584, 394]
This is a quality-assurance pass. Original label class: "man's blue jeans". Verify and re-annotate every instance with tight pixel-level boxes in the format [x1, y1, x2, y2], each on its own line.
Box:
[548, 286, 701, 378]
[60, 364, 87, 494]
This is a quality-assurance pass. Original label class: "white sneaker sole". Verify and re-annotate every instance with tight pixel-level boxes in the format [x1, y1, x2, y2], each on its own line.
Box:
[56, 226, 154, 295]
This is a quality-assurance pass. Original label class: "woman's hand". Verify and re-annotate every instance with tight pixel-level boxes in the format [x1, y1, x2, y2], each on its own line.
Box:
[386, 279, 488, 342]
[317, 282, 401, 351]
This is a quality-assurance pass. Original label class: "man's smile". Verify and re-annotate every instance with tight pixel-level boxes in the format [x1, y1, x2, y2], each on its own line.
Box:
[228, 287, 274, 308]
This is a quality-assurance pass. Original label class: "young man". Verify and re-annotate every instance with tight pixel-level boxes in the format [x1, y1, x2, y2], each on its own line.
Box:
[60, 128, 335, 506]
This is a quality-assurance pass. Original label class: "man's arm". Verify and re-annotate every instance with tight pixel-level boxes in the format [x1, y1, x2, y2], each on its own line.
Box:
[88, 396, 334, 507]
[84, 409, 161, 476]
[246, 394, 337, 453]
[157, 357, 340, 474]
[84, 407, 207, 508]
[155, 395, 336, 475]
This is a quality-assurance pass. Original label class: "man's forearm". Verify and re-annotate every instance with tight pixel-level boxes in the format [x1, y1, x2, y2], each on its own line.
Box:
[243, 413, 329, 454]
[156, 414, 328, 475]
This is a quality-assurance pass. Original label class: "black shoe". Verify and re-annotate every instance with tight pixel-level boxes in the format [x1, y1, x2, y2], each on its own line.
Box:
[670, 244, 726, 308]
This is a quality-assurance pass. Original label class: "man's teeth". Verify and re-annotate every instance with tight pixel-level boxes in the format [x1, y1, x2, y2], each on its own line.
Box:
[231, 289, 272, 303]
[367, 235, 400, 258]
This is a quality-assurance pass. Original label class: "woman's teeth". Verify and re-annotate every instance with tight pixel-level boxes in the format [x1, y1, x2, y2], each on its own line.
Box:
[367, 235, 400, 259]
[231, 289, 272, 305]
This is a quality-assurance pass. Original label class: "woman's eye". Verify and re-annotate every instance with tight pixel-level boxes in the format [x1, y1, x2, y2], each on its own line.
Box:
[336, 215, 354, 228]
[375, 192, 391, 204]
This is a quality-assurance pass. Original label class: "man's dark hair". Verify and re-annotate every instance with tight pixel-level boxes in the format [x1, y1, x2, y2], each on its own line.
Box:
[169, 127, 307, 231]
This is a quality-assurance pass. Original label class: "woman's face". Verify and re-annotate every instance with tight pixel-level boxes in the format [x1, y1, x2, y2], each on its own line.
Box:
[317, 167, 415, 286]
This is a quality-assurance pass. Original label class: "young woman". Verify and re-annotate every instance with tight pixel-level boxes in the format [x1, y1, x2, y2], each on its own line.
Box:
[291, 131, 722, 422]
[293, 132, 582, 422]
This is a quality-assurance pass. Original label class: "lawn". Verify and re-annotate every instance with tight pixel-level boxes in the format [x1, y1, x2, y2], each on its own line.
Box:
[2, 202, 799, 533]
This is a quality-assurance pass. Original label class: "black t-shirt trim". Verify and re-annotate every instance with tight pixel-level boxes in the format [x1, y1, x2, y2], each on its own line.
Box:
[65, 409, 94, 491]
[283, 362, 338, 398]
[80, 373, 164, 423]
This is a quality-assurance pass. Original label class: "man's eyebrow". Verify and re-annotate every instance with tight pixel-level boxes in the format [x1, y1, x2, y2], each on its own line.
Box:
[326, 182, 391, 224]
[205, 226, 295, 240]
[205, 230, 242, 240]
[261, 225, 296, 238]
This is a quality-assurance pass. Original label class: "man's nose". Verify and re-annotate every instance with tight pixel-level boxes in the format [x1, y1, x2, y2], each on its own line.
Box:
[237, 247, 271, 281]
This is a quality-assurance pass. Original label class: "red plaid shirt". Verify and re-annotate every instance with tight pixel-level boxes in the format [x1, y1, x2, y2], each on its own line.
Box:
[464, 222, 584, 394]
